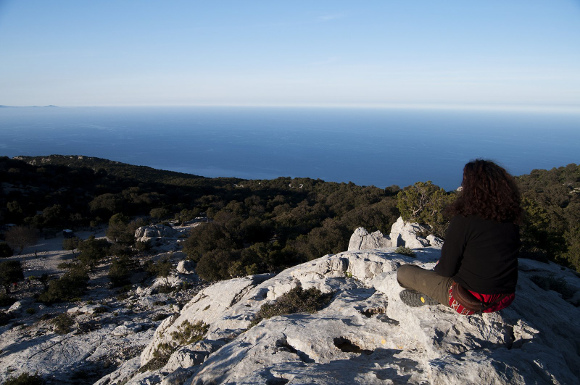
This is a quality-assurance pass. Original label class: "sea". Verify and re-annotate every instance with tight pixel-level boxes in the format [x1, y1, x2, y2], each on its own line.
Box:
[1, 106, 579, 191]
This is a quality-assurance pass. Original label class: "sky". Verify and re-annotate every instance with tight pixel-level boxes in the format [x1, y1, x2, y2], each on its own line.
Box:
[0, 0, 579, 109]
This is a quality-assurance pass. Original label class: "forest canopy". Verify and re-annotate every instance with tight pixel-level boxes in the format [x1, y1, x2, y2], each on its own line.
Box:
[1, 155, 578, 280]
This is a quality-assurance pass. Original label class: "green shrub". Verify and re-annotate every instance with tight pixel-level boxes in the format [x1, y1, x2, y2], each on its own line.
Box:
[150, 207, 171, 221]
[252, 286, 333, 326]
[0, 242, 14, 258]
[0, 260, 25, 293]
[4, 226, 39, 254]
[38, 266, 89, 304]
[171, 320, 209, 345]
[152, 313, 168, 322]
[116, 292, 130, 301]
[3, 372, 45, 385]
[156, 284, 174, 294]
[140, 320, 208, 372]
[77, 236, 110, 267]
[62, 237, 81, 253]
[395, 246, 416, 257]
[139, 343, 174, 372]
[57, 261, 78, 269]
[109, 256, 133, 288]
[106, 213, 134, 245]
[145, 258, 172, 278]
[51, 313, 74, 334]
[0, 292, 17, 307]
[0, 311, 13, 326]
[92, 306, 109, 314]
[134, 240, 151, 252]
[110, 243, 133, 259]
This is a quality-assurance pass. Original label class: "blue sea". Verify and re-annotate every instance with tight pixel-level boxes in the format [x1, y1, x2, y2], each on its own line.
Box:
[0, 106, 579, 190]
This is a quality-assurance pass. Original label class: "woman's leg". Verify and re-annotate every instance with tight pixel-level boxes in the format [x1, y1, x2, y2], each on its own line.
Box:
[397, 264, 453, 306]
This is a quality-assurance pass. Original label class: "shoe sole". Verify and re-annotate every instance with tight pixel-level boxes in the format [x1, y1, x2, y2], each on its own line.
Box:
[399, 290, 438, 307]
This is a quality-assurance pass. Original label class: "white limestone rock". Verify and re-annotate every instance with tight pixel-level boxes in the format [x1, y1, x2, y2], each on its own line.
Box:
[389, 216, 431, 248]
[135, 224, 179, 243]
[140, 274, 273, 367]
[127, 248, 579, 385]
[348, 227, 392, 251]
[0, 321, 156, 385]
[177, 260, 196, 274]
[350, 218, 443, 252]
[94, 356, 142, 385]
[7, 300, 27, 314]
[426, 234, 444, 248]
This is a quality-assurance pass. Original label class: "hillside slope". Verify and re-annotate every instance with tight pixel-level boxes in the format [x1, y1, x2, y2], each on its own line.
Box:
[99, 247, 580, 385]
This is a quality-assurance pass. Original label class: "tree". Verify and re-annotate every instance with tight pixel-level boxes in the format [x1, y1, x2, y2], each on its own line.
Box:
[4, 226, 39, 254]
[41, 204, 65, 229]
[0, 242, 14, 258]
[396, 181, 454, 237]
[183, 223, 235, 262]
[520, 197, 566, 262]
[0, 260, 24, 293]
[89, 193, 123, 220]
[38, 265, 89, 303]
[109, 256, 133, 287]
[150, 207, 171, 221]
[563, 225, 580, 271]
[177, 208, 201, 225]
[62, 237, 81, 255]
[145, 257, 173, 278]
[77, 236, 110, 267]
[106, 213, 134, 244]
[195, 249, 240, 281]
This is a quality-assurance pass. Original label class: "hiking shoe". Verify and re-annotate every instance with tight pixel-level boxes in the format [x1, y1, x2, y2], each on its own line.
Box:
[399, 289, 439, 307]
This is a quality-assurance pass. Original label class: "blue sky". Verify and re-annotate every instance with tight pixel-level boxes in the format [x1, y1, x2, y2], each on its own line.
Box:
[1, 0, 579, 108]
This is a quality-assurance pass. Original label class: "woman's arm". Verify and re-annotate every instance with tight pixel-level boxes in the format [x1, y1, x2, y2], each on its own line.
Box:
[434, 216, 467, 277]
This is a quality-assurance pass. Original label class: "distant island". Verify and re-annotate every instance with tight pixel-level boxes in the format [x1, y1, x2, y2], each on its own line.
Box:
[0, 105, 59, 108]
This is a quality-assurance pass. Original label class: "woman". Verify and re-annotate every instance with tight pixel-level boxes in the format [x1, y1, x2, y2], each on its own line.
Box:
[397, 159, 522, 315]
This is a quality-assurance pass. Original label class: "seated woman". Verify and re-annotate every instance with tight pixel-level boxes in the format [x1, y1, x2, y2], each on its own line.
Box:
[397, 159, 522, 315]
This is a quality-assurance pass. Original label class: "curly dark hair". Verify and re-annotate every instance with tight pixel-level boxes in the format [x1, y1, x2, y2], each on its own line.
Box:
[446, 159, 522, 223]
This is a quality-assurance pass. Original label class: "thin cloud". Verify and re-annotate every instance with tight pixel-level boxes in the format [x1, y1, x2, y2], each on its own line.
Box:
[310, 57, 340, 66]
[317, 13, 344, 22]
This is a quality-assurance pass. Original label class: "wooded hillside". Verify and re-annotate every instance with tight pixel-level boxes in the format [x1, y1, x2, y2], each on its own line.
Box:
[1, 155, 578, 279]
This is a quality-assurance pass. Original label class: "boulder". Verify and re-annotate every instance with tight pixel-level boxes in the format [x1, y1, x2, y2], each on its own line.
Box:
[426, 234, 444, 248]
[348, 227, 391, 251]
[177, 260, 196, 274]
[135, 224, 179, 243]
[350, 217, 443, 251]
[389, 217, 431, 248]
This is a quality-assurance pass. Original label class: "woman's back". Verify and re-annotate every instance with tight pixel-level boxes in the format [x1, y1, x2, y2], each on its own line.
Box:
[435, 215, 520, 294]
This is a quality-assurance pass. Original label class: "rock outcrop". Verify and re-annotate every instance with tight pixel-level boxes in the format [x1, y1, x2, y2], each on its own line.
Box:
[102, 247, 580, 385]
[3, 220, 579, 385]
[390, 216, 436, 248]
[348, 227, 391, 251]
[135, 224, 179, 244]
[177, 260, 196, 274]
[349, 217, 443, 251]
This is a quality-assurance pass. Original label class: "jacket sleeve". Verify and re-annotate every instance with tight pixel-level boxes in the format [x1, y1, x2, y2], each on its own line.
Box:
[434, 216, 467, 277]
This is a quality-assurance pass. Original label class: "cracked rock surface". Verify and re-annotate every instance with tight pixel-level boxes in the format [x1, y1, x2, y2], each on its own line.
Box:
[111, 248, 580, 385]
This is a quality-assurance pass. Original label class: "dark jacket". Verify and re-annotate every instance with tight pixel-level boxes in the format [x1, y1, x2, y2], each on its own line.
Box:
[434, 215, 520, 294]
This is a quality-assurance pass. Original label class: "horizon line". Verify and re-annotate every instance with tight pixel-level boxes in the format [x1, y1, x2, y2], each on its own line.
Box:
[2, 102, 580, 114]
